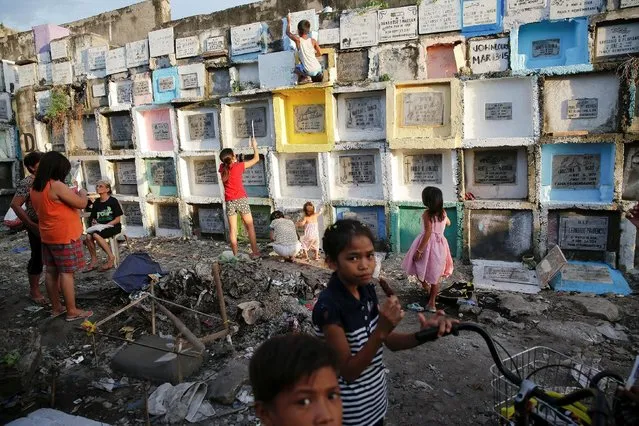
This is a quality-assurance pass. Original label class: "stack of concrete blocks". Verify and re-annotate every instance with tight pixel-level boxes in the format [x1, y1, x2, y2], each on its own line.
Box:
[3, 0, 639, 273]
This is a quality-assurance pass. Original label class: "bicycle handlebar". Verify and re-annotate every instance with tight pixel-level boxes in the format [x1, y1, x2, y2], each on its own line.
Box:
[414, 322, 609, 426]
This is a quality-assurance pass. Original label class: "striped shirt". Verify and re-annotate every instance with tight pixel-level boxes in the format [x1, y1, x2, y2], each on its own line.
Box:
[312, 273, 387, 426]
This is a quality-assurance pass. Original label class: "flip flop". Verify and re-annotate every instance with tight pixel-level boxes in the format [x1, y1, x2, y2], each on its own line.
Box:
[427, 306, 438, 313]
[407, 303, 425, 312]
[50, 309, 67, 318]
[98, 264, 114, 272]
[83, 266, 96, 273]
[65, 310, 93, 322]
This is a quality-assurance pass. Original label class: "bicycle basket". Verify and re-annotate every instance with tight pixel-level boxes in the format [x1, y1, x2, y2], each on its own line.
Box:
[490, 346, 613, 426]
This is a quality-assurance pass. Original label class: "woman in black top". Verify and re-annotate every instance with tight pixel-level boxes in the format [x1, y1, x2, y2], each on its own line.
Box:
[84, 180, 123, 272]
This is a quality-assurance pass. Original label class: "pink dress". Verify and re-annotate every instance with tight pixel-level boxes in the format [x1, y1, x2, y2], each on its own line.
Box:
[402, 213, 453, 284]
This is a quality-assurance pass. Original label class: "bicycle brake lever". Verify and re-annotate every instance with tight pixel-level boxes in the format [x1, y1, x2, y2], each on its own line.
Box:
[414, 323, 459, 344]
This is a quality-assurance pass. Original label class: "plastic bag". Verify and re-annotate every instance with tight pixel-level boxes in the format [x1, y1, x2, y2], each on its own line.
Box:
[4, 204, 25, 230]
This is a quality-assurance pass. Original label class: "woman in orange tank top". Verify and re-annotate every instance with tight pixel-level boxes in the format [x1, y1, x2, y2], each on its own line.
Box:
[30, 151, 92, 322]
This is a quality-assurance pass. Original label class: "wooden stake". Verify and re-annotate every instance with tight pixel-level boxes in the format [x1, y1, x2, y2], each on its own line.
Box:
[150, 281, 156, 335]
[154, 302, 205, 353]
[94, 293, 149, 328]
[212, 262, 229, 331]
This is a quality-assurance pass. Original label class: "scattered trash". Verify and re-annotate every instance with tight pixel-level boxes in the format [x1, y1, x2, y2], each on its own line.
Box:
[243, 347, 254, 359]
[120, 326, 135, 341]
[237, 301, 264, 325]
[23, 305, 44, 313]
[1, 349, 20, 367]
[148, 382, 216, 423]
[11, 247, 29, 254]
[439, 282, 474, 304]
[73, 398, 82, 405]
[413, 380, 433, 390]
[63, 354, 84, 369]
[443, 389, 455, 397]
[91, 378, 116, 392]
[236, 385, 254, 405]
[406, 303, 425, 312]
[218, 251, 237, 264]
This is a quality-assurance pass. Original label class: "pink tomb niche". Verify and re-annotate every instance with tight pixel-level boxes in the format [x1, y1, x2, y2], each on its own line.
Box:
[427, 45, 458, 79]
[143, 109, 173, 152]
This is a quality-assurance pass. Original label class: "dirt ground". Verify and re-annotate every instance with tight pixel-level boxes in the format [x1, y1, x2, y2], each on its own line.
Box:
[0, 230, 637, 425]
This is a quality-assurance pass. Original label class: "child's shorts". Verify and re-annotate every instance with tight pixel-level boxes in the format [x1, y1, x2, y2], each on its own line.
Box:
[225, 197, 251, 217]
[295, 64, 324, 81]
[42, 239, 85, 273]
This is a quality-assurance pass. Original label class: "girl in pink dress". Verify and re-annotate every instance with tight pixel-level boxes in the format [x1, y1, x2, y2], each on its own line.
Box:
[402, 186, 454, 312]
[297, 202, 323, 260]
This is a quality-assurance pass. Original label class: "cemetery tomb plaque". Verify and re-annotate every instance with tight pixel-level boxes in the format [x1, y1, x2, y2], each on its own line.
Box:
[19, 64, 36, 87]
[508, 0, 546, 11]
[532, 39, 561, 57]
[205, 36, 225, 54]
[242, 158, 266, 186]
[285, 158, 318, 187]
[287, 9, 316, 36]
[418, 0, 461, 34]
[469, 37, 510, 74]
[109, 115, 133, 147]
[106, 48, 127, 75]
[133, 80, 151, 97]
[157, 205, 180, 229]
[126, 40, 149, 68]
[37, 92, 51, 116]
[39, 63, 53, 84]
[188, 113, 216, 141]
[116, 82, 133, 105]
[122, 202, 143, 226]
[551, 154, 600, 189]
[474, 150, 517, 185]
[404, 154, 443, 184]
[158, 77, 175, 92]
[181, 73, 199, 90]
[0, 101, 7, 120]
[152, 122, 171, 141]
[485, 102, 513, 120]
[536, 245, 567, 286]
[199, 208, 224, 234]
[92, 83, 106, 97]
[343, 210, 379, 236]
[193, 160, 218, 185]
[318, 28, 340, 45]
[345, 96, 382, 129]
[117, 161, 137, 185]
[148, 28, 174, 57]
[230, 23, 262, 56]
[550, 0, 602, 20]
[402, 92, 444, 127]
[463, 0, 498, 26]
[252, 210, 271, 237]
[621, 0, 639, 6]
[87, 47, 107, 70]
[377, 6, 418, 43]
[175, 36, 200, 59]
[84, 162, 101, 185]
[561, 263, 613, 283]
[149, 159, 176, 186]
[50, 39, 68, 60]
[566, 98, 598, 119]
[82, 117, 99, 150]
[233, 107, 267, 138]
[294, 105, 325, 134]
[52, 62, 72, 85]
[622, 145, 639, 199]
[339, 155, 376, 185]
[596, 23, 639, 57]
[559, 215, 609, 251]
[340, 11, 378, 49]
[483, 265, 535, 284]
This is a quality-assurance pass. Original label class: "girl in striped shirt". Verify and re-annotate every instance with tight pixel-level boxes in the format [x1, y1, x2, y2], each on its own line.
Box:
[312, 219, 456, 425]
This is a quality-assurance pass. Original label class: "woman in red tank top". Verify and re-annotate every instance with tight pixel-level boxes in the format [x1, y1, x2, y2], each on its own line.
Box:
[219, 137, 261, 258]
[30, 151, 93, 322]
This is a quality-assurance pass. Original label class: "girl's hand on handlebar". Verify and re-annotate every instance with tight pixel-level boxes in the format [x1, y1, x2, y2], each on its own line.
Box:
[418, 311, 458, 337]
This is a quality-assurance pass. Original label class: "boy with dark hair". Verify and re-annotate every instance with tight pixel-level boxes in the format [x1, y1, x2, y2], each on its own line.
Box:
[286, 14, 324, 84]
[250, 334, 342, 426]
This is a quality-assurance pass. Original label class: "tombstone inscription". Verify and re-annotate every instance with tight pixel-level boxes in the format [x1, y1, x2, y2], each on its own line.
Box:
[404, 154, 443, 184]
[551, 154, 600, 189]
[233, 107, 267, 138]
[193, 159, 218, 184]
[187, 113, 216, 141]
[285, 158, 318, 187]
[402, 92, 444, 127]
[294, 105, 325, 133]
[339, 155, 376, 185]
[474, 150, 517, 184]
[559, 215, 609, 251]
[345, 96, 382, 129]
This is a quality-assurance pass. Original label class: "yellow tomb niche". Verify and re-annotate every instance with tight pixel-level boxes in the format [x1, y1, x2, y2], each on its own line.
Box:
[273, 86, 335, 153]
[387, 79, 461, 150]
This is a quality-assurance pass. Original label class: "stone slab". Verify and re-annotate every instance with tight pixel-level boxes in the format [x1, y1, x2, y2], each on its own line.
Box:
[566, 296, 620, 322]
[112, 334, 204, 384]
[537, 320, 604, 345]
[499, 293, 548, 316]
[471, 260, 540, 294]
[550, 261, 631, 295]
[207, 359, 249, 405]
[337, 50, 369, 83]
